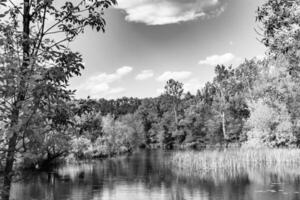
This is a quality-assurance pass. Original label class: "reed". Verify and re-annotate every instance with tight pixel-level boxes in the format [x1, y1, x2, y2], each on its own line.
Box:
[169, 148, 300, 184]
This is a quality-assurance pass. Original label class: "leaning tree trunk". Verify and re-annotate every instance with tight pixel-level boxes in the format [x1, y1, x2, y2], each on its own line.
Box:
[2, 1, 30, 199]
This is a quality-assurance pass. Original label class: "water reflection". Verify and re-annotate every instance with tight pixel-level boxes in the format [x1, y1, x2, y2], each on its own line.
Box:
[9, 150, 300, 200]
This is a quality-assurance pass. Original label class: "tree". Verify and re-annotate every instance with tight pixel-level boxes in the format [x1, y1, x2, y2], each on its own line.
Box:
[0, 0, 116, 198]
[163, 79, 185, 147]
[135, 98, 162, 148]
[181, 101, 210, 148]
[234, 59, 260, 101]
[212, 65, 235, 142]
[164, 79, 184, 129]
[201, 65, 250, 145]
[244, 100, 295, 148]
[257, 0, 300, 76]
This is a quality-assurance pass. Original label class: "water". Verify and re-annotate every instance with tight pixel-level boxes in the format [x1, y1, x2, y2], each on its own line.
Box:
[9, 150, 300, 200]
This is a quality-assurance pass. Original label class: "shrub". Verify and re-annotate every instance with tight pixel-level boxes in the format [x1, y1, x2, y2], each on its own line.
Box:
[70, 136, 93, 159]
[244, 100, 296, 147]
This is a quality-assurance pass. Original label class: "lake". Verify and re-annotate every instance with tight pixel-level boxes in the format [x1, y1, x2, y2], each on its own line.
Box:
[9, 150, 300, 200]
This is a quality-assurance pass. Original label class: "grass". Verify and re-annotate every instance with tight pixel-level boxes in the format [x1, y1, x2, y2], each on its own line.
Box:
[169, 148, 300, 184]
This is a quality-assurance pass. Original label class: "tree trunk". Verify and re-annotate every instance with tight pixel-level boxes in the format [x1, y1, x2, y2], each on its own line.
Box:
[222, 112, 228, 145]
[173, 105, 178, 128]
[2, 1, 30, 199]
[2, 130, 18, 200]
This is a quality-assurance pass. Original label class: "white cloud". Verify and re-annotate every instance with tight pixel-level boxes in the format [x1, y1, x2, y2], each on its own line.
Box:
[116, 0, 227, 25]
[156, 71, 192, 82]
[89, 66, 132, 84]
[116, 66, 133, 75]
[199, 53, 242, 66]
[135, 70, 154, 80]
[156, 88, 165, 95]
[78, 66, 133, 98]
[107, 87, 126, 94]
[183, 78, 205, 94]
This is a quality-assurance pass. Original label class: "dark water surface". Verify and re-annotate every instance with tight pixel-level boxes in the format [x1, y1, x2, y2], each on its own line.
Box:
[9, 150, 300, 200]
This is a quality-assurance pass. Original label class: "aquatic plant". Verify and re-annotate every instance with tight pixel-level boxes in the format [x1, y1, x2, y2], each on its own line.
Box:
[169, 148, 300, 184]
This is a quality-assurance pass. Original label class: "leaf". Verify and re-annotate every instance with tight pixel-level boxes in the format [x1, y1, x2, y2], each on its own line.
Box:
[0, 10, 9, 18]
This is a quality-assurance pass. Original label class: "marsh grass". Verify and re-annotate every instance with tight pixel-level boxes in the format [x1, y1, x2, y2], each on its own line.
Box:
[169, 148, 300, 184]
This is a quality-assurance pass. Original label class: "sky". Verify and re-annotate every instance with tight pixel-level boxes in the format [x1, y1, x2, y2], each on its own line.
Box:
[67, 0, 267, 99]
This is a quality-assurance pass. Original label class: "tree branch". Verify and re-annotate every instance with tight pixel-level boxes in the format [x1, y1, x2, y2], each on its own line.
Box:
[8, 0, 24, 16]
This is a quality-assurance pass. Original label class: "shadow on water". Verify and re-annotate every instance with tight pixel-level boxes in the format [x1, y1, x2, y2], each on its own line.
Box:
[5, 150, 300, 200]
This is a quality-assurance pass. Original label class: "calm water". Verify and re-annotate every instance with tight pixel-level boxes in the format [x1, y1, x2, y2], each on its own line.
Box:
[9, 150, 300, 200]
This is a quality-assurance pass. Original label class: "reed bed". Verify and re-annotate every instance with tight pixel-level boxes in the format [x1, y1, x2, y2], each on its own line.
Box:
[169, 148, 300, 184]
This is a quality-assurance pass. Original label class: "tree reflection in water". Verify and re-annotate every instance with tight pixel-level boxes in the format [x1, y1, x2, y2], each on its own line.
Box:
[6, 150, 300, 200]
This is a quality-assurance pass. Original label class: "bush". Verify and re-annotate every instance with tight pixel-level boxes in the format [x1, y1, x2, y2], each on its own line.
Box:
[70, 136, 93, 159]
[91, 114, 142, 157]
[244, 100, 296, 148]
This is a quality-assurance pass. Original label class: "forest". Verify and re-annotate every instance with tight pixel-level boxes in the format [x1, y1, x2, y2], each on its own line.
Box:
[0, 0, 300, 199]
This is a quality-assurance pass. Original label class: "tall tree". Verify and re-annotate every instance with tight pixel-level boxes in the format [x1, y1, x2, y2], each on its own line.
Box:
[212, 65, 234, 141]
[0, 0, 116, 198]
[257, 0, 300, 76]
[164, 79, 184, 129]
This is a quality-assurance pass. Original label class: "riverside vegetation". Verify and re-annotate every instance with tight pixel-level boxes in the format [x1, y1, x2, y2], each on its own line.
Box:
[1, 0, 300, 199]
[169, 148, 300, 183]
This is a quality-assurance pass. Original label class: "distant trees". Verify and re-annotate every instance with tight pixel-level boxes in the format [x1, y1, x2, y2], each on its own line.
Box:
[62, 49, 300, 153]
[67, 113, 143, 160]
[63, 52, 300, 152]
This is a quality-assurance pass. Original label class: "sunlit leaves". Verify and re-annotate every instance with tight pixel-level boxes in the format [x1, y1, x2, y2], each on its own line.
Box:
[257, 0, 300, 75]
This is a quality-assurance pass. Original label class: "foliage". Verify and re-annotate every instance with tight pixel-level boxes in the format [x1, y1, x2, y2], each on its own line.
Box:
[70, 136, 93, 159]
[245, 100, 296, 148]
[0, 0, 116, 198]
[257, 0, 300, 75]
[93, 114, 138, 156]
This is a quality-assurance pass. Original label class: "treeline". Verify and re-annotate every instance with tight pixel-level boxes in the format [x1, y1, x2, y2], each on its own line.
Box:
[68, 56, 300, 156]
[2, 54, 299, 167]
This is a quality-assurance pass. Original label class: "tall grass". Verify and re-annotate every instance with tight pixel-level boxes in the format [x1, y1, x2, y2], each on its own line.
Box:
[169, 148, 300, 184]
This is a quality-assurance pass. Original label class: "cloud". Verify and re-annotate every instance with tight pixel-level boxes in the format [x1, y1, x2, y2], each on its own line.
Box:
[88, 66, 132, 84]
[156, 71, 192, 82]
[116, 0, 228, 25]
[156, 88, 165, 95]
[183, 78, 205, 94]
[107, 87, 126, 94]
[199, 53, 242, 66]
[116, 66, 133, 75]
[135, 70, 154, 80]
[78, 66, 133, 98]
